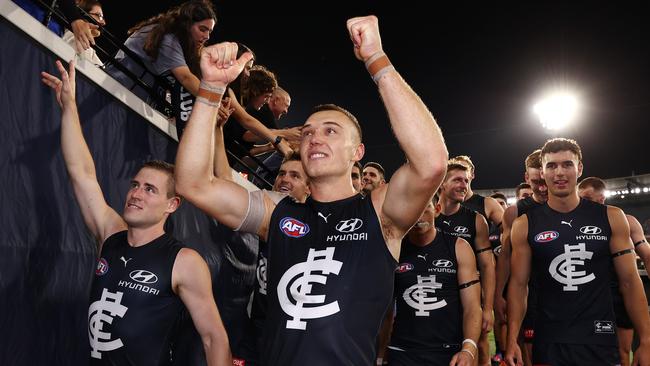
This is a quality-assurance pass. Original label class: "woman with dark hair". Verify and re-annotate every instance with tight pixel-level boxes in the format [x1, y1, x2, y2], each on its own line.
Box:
[109, 0, 215, 101]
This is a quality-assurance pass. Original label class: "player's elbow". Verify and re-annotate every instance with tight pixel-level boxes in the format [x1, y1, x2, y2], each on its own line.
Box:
[175, 174, 205, 201]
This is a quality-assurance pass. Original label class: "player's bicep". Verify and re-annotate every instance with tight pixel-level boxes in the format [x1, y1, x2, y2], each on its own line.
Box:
[174, 249, 224, 338]
[381, 163, 442, 233]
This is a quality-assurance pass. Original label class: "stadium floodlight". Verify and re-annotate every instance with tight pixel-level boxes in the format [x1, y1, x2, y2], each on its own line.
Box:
[533, 92, 579, 130]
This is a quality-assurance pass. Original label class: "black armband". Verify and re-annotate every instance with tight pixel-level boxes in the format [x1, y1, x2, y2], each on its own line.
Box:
[459, 279, 481, 290]
[634, 239, 648, 247]
[611, 248, 634, 258]
[475, 247, 492, 255]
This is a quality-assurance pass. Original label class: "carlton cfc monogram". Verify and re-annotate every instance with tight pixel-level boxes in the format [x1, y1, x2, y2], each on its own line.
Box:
[549, 243, 596, 291]
[403, 274, 447, 316]
[278, 247, 342, 330]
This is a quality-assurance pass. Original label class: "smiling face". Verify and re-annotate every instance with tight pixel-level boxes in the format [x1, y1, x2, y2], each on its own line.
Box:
[190, 18, 215, 49]
[273, 160, 310, 202]
[441, 168, 469, 204]
[525, 167, 548, 202]
[122, 167, 179, 228]
[362, 166, 385, 193]
[541, 150, 583, 199]
[299, 109, 363, 181]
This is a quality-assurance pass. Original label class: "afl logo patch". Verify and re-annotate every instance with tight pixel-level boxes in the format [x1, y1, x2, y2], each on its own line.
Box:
[396, 263, 414, 273]
[95, 258, 109, 276]
[535, 231, 559, 243]
[280, 217, 310, 238]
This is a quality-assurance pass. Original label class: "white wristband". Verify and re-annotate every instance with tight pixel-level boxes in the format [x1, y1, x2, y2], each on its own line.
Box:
[462, 338, 477, 350]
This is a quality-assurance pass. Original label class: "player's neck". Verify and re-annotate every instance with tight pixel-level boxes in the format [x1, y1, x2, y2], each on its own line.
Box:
[309, 175, 357, 202]
[408, 226, 437, 246]
[127, 224, 165, 247]
[532, 193, 546, 204]
[547, 191, 580, 213]
[439, 198, 461, 216]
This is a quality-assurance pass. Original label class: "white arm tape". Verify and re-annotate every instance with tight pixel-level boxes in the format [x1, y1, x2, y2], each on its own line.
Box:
[234, 189, 287, 233]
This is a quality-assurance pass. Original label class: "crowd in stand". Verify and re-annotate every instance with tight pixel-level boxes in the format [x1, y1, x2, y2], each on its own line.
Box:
[21, 0, 650, 365]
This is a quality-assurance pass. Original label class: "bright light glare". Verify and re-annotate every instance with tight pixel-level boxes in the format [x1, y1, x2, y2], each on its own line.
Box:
[507, 197, 517, 205]
[533, 92, 579, 130]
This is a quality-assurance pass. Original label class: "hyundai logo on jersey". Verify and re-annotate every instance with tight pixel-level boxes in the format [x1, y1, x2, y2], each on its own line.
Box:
[280, 217, 310, 238]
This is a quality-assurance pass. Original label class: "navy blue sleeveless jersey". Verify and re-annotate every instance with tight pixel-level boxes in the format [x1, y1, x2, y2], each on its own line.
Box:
[262, 194, 396, 365]
[526, 199, 616, 345]
[237, 240, 269, 364]
[89, 231, 184, 365]
[516, 197, 544, 329]
[462, 194, 485, 218]
[464, 194, 501, 254]
[436, 206, 477, 250]
[390, 231, 463, 352]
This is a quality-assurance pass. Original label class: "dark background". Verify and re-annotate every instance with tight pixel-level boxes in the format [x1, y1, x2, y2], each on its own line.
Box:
[101, 1, 650, 188]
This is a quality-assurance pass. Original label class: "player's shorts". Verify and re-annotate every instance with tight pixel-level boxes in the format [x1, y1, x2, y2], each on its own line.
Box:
[388, 345, 458, 366]
[532, 342, 619, 366]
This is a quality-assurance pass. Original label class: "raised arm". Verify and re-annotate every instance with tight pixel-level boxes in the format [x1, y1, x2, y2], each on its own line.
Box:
[474, 213, 496, 333]
[212, 97, 235, 182]
[346, 16, 447, 236]
[450, 238, 482, 366]
[41, 60, 125, 248]
[505, 215, 531, 366]
[175, 43, 273, 238]
[227, 89, 293, 157]
[172, 248, 231, 366]
[609, 207, 650, 365]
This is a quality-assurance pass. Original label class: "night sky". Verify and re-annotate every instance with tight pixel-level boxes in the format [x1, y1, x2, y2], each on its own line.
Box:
[101, 1, 650, 189]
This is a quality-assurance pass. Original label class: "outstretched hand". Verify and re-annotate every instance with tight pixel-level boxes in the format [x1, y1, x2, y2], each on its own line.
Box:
[200, 42, 254, 87]
[346, 15, 384, 62]
[71, 19, 98, 53]
[216, 97, 235, 128]
[41, 59, 76, 109]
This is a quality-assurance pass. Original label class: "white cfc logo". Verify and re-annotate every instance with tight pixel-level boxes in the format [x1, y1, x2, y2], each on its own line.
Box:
[549, 243, 595, 291]
[257, 256, 267, 295]
[277, 247, 342, 330]
[88, 289, 128, 359]
[403, 275, 447, 316]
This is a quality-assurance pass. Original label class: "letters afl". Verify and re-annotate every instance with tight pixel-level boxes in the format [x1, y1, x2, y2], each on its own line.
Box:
[280, 217, 310, 238]
[535, 231, 559, 243]
[96, 258, 109, 276]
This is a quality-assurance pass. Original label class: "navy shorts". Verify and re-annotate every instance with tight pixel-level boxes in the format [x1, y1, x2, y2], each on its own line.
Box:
[388, 346, 458, 366]
[532, 342, 619, 366]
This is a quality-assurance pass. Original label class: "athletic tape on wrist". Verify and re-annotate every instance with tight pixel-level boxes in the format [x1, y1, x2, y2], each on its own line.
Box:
[197, 81, 226, 106]
[365, 52, 394, 84]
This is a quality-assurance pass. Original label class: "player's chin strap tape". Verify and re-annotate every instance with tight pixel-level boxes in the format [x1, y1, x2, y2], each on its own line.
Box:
[611, 248, 634, 258]
[459, 279, 480, 290]
[634, 239, 648, 247]
[475, 247, 492, 255]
